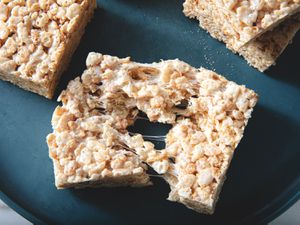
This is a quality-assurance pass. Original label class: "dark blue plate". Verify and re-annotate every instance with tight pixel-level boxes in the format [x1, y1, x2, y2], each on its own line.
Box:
[1, 1, 300, 224]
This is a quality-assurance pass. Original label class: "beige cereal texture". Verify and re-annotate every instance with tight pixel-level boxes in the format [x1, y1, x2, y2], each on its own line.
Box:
[183, 0, 300, 71]
[0, 0, 96, 98]
[183, 0, 300, 50]
[239, 14, 300, 71]
[47, 52, 258, 214]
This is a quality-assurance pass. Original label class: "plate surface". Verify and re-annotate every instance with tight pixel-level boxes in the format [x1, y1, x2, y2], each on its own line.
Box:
[0, 0, 300, 224]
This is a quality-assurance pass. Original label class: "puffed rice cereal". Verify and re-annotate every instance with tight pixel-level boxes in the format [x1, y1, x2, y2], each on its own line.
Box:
[47, 52, 258, 214]
[184, 0, 300, 50]
[0, 0, 96, 98]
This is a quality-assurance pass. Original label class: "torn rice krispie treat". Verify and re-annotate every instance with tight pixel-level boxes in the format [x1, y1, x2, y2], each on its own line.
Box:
[183, 0, 300, 51]
[47, 73, 151, 188]
[0, 0, 96, 98]
[114, 57, 257, 214]
[47, 52, 258, 214]
[183, 0, 300, 71]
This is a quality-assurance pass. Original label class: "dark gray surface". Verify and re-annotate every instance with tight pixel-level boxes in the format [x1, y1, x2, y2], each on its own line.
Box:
[0, 0, 300, 224]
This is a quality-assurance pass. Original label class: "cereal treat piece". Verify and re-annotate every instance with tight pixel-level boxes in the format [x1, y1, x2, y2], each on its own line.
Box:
[47, 53, 258, 214]
[183, 1, 300, 71]
[239, 14, 300, 71]
[183, 0, 300, 51]
[46, 61, 151, 188]
[116, 57, 257, 214]
[0, 0, 96, 98]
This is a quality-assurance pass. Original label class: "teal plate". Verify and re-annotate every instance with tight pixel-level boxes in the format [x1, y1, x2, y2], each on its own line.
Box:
[0, 0, 300, 224]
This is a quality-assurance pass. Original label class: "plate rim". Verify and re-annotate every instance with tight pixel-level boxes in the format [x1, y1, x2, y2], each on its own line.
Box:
[1, 178, 299, 225]
[0, 191, 43, 224]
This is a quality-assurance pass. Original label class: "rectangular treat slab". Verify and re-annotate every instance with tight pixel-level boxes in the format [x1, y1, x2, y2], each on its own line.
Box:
[0, 0, 96, 98]
[183, 0, 300, 51]
[47, 52, 258, 214]
[183, 1, 300, 71]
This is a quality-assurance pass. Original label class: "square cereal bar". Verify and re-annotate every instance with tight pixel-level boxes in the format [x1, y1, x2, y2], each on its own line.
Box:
[47, 52, 258, 214]
[0, 0, 96, 98]
[183, 0, 300, 51]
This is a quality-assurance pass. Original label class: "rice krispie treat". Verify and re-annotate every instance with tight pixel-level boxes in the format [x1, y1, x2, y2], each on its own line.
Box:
[239, 14, 300, 71]
[47, 52, 258, 214]
[183, 1, 300, 71]
[183, 0, 300, 51]
[46, 73, 151, 188]
[0, 0, 96, 98]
